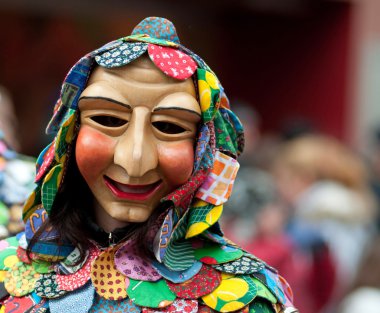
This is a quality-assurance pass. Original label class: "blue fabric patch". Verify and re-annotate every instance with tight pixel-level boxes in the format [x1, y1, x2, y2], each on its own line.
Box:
[152, 260, 202, 283]
[49, 282, 95, 313]
[95, 42, 147, 68]
[132, 17, 180, 44]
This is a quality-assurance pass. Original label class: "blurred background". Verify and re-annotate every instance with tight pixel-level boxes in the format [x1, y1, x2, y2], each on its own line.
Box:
[1, 0, 380, 312]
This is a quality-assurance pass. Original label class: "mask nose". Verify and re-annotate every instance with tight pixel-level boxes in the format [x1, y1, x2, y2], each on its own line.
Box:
[114, 107, 158, 177]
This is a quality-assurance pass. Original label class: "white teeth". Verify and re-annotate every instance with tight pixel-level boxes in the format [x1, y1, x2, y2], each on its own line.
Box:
[113, 182, 154, 194]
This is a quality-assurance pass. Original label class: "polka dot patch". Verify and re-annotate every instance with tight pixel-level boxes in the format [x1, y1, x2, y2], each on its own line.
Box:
[91, 247, 128, 300]
[95, 42, 148, 68]
[4, 261, 40, 297]
[115, 241, 161, 282]
[56, 247, 100, 291]
[147, 44, 197, 80]
[142, 299, 198, 313]
[167, 265, 221, 299]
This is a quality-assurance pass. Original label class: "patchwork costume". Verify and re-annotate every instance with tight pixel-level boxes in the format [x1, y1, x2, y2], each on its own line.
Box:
[0, 18, 298, 313]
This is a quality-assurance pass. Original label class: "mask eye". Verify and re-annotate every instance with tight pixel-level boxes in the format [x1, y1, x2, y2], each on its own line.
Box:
[90, 115, 127, 127]
[152, 121, 186, 134]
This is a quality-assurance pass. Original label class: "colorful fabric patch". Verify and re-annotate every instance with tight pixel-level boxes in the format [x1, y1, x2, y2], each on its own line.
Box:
[194, 241, 243, 265]
[16, 247, 32, 264]
[153, 210, 173, 263]
[95, 42, 148, 68]
[22, 187, 42, 222]
[32, 260, 53, 274]
[89, 295, 141, 313]
[249, 298, 275, 313]
[213, 110, 240, 157]
[28, 241, 74, 262]
[212, 256, 265, 275]
[252, 278, 277, 304]
[148, 44, 197, 80]
[253, 269, 285, 304]
[24, 208, 50, 242]
[278, 275, 295, 308]
[202, 273, 258, 312]
[186, 200, 223, 239]
[142, 299, 198, 313]
[152, 260, 202, 283]
[4, 262, 40, 297]
[35, 272, 66, 299]
[3, 293, 47, 313]
[54, 112, 76, 164]
[163, 239, 195, 272]
[196, 152, 239, 206]
[131, 17, 180, 44]
[127, 278, 176, 308]
[115, 240, 161, 281]
[35, 142, 55, 183]
[56, 247, 99, 292]
[56, 247, 88, 275]
[167, 264, 221, 299]
[197, 69, 220, 122]
[49, 282, 95, 313]
[0, 237, 19, 270]
[91, 247, 127, 300]
[41, 164, 63, 215]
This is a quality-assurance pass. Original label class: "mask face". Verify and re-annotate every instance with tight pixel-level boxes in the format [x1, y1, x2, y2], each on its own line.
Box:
[76, 56, 201, 231]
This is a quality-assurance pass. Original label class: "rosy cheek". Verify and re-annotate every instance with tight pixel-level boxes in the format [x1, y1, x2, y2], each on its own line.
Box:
[158, 141, 194, 189]
[75, 126, 115, 183]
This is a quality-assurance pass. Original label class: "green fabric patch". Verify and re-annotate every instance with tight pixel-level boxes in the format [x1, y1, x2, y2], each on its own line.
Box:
[125, 34, 178, 47]
[163, 239, 195, 271]
[213, 110, 237, 156]
[197, 69, 220, 123]
[213, 256, 265, 275]
[41, 164, 63, 214]
[194, 242, 243, 265]
[127, 278, 176, 308]
[35, 272, 67, 299]
[249, 298, 275, 313]
[4, 261, 40, 297]
[252, 277, 277, 304]
[0, 236, 19, 270]
[32, 260, 53, 274]
[0, 202, 9, 225]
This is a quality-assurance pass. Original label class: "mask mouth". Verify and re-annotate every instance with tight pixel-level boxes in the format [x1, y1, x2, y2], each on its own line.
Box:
[103, 175, 162, 201]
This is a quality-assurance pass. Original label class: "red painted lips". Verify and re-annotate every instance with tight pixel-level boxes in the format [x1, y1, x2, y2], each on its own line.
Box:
[104, 176, 162, 201]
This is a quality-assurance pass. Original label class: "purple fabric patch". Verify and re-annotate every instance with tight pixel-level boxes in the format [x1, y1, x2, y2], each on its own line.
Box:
[115, 240, 161, 281]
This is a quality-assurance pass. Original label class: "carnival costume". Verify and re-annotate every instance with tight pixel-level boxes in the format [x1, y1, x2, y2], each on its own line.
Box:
[0, 17, 298, 313]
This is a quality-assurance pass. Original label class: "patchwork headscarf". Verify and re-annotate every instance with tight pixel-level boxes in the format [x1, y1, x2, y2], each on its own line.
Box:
[0, 17, 298, 313]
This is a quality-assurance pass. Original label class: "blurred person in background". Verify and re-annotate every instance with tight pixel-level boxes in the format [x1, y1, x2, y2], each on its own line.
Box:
[0, 85, 35, 238]
[272, 134, 377, 312]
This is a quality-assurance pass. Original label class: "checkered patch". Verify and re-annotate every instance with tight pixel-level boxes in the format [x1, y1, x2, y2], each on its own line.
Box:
[195, 152, 239, 205]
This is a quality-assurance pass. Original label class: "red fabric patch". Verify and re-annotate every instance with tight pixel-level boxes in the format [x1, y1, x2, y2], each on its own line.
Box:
[16, 247, 32, 264]
[148, 44, 197, 80]
[56, 246, 100, 291]
[166, 265, 221, 299]
[36, 141, 56, 182]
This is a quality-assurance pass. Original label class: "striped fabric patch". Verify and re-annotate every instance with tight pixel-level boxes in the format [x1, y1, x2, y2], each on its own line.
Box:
[163, 239, 195, 271]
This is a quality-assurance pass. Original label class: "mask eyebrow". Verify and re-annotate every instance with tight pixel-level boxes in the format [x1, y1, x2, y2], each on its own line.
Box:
[79, 96, 132, 109]
[153, 106, 201, 118]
